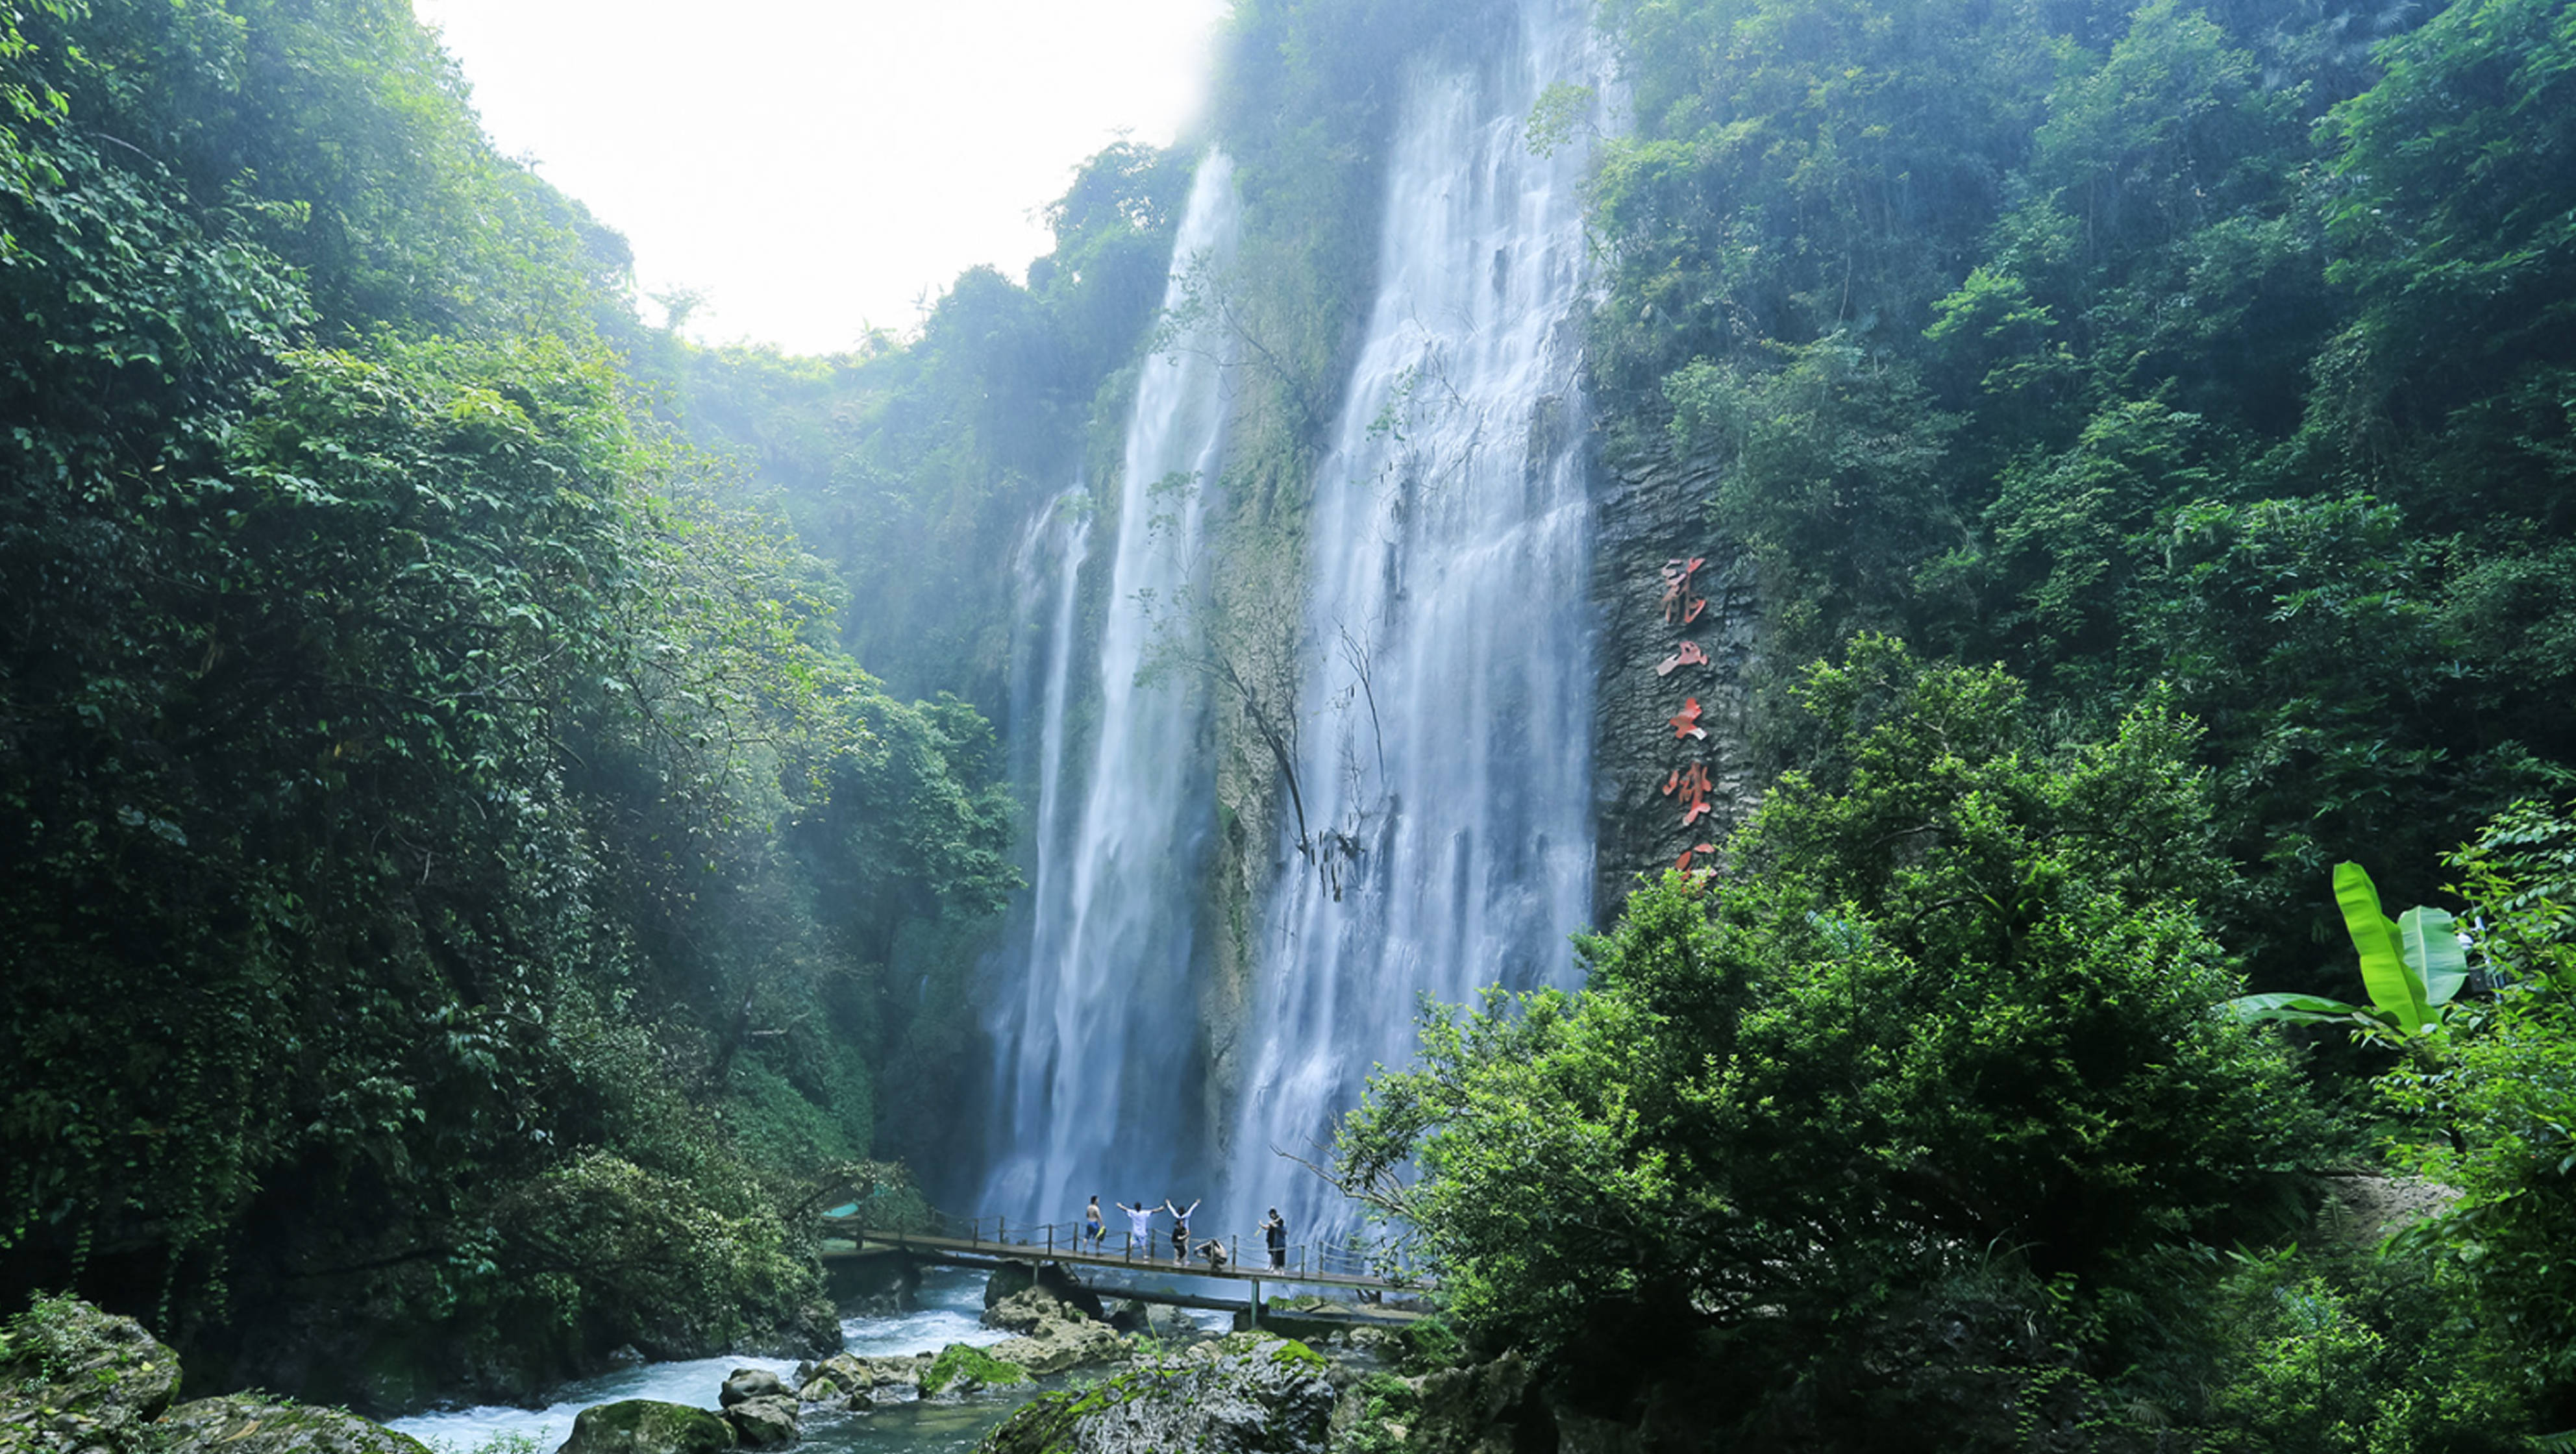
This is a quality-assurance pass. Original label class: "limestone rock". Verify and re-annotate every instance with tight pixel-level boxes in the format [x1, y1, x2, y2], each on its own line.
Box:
[791, 1352, 927, 1407]
[979, 1288, 1065, 1335]
[977, 1334, 1333, 1454]
[717, 1369, 785, 1409]
[720, 1396, 797, 1450]
[986, 1318, 1125, 1377]
[0, 1295, 180, 1446]
[980, 1263, 1106, 1325]
[160, 1397, 434, 1454]
[557, 1399, 736, 1454]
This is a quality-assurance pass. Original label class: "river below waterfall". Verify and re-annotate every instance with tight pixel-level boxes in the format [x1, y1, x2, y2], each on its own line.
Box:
[386, 1269, 1229, 1454]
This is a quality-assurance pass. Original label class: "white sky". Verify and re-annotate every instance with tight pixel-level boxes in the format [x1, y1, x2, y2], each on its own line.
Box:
[414, 0, 1226, 355]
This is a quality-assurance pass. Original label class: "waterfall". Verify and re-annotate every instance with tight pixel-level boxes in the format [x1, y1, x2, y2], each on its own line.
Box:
[978, 153, 1242, 1222]
[1223, 0, 1610, 1241]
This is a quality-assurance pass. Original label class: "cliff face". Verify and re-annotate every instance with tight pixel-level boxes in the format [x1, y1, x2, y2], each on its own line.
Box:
[1588, 446, 1760, 916]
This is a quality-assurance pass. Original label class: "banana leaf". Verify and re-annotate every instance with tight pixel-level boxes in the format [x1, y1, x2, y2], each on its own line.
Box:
[2222, 991, 2370, 1026]
[2398, 904, 2468, 1007]
[2334, 862, 2431, 1035]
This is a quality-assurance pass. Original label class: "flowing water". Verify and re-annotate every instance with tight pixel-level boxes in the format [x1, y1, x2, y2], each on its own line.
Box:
[1222, 0, 1611, 1239]
[977, 153, 1243, 1223]
[386, 1270, 1017, 1454]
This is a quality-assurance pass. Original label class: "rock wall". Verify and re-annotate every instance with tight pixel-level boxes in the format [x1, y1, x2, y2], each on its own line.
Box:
[1588, 445, 1761, 916]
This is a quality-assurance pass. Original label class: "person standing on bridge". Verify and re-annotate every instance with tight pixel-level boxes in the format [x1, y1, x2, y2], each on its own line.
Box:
[1165, 1196, 1200, 1263]
[1114, 1197, 1158, 1258]
[1262, 1208, 1287, 1270]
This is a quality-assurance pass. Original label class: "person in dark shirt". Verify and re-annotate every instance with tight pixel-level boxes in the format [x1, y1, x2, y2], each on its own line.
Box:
[1261, 1207, 1287, 1270]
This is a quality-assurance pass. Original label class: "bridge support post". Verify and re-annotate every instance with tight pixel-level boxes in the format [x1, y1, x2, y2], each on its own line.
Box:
[1249, 1277, 1261, 1327]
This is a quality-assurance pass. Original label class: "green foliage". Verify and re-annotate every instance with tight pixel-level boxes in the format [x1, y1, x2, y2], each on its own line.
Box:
[2227, 863, 2472, 1048]
[1335, 641, 2319, 1375]
[1594, 0, 2576, 996]
[0, 0, 1019, 1405]
[2382, 800, 2576, 1403]
[918, 1342, 1030, 1398]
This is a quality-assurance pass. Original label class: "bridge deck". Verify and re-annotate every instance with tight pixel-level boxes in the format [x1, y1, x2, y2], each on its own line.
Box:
[824, 1224, 1424, 1296]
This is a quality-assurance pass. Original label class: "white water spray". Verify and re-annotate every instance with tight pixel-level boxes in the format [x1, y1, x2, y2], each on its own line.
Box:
[979, 154, 1243, 1222]
[1224, 0, 1611, 1240]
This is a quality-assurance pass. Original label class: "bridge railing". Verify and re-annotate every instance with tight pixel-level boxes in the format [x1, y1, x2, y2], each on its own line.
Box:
[824, 1203, 1430, 1287]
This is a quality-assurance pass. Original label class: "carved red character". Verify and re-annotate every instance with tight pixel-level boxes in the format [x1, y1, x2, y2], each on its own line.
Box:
[1674, 843, 1716, 872]
[1668, 697, 1708, 741]
[1661, 763, 1715, 826]
[1655, 640, 1710, 677]
[1659, 556, 1707, 626]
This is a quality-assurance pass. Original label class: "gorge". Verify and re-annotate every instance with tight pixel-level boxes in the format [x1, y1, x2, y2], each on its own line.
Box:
[6, 0, 2576, 1444]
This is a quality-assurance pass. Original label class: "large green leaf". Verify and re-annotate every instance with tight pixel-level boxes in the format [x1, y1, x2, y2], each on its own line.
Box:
[2334, 861, 2431, 1034]
[2397, 905, 2468, 1008]
[2221, 991, 2368, 1025]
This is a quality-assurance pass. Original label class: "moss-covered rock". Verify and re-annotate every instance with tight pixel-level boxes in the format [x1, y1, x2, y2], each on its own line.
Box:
[559, 1398, 737, 1454]
[159, 1396, 435, 1454]
[976, 1335, 1333, 1454]
[919, 1344, 1030, 1399]
[0, 1298, 431, 1454]
[0, 1294, 180, 1453]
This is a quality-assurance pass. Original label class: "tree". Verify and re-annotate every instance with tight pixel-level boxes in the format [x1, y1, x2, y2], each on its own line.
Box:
[1333, 639, 2319, 1376]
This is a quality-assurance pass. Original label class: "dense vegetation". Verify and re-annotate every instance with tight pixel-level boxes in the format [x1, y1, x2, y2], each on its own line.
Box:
[0, 0, 1014, 1409]
[1325, 0, 2576, 1442]
[1593, 0, 2576, 988]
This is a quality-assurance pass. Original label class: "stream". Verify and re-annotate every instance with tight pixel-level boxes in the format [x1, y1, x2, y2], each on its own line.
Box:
[386, 1268, 1229, 1454]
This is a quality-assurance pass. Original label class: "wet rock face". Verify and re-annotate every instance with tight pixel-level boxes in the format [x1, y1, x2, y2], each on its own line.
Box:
[559, 1399, 737, 1454]
[978, 1335, 1333, 1454]
[1589, 447, 1760, 911]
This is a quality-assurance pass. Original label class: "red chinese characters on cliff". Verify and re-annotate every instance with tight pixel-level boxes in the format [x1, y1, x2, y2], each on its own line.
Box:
[1660, 556, 1707, 626]
[1661, 763, 1715, 827]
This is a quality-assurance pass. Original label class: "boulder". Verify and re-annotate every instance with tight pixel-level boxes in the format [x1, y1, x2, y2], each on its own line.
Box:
[1106, 1301, 1152, 1335]
[987, 1319, 1126, 1377]
[558, 1399, 736, 1454]
[721, 1396, 798, 1449]
[789, 1351, 929, 1408]
[978, 1335, 1335, 1454]
[917, 1344, 1030, 1399]
[980, 1288, 1086, 1335]
[159, 1397, 434, 1454]
[982, 1263, 1106, 1325]
[718, 1369, 786, 1409]
[0, 1294, 181, 1452]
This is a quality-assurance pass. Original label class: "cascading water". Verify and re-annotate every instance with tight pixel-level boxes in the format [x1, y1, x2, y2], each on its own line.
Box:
[978, 153, 1241, 1223]
[1222, 0, 1611, 1241]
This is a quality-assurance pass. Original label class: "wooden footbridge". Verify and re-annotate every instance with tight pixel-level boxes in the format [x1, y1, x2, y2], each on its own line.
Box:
[819, 1207, 1433, 1325]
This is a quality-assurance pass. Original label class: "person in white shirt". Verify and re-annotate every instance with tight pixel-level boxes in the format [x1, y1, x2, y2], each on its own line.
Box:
[1113, 1197, 1158, 1257]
